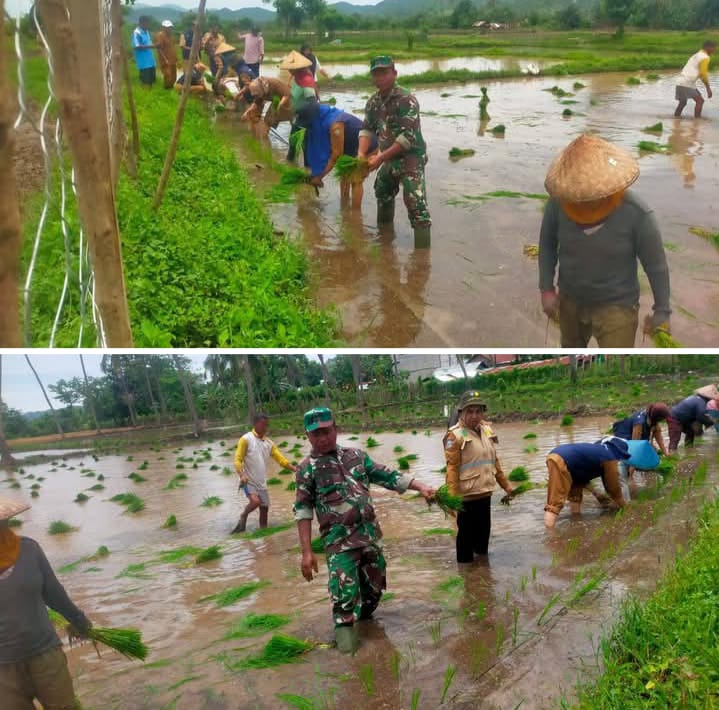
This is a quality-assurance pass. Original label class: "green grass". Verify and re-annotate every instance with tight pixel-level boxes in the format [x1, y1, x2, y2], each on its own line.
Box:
[201, 496, 223, 507]
[238, 523, 293, 539]
[508, 467, 530, 482]
[224, 613, 291, 639]
[110, 493, 145, 513]
[232, 634, 312, 670]
[48, 521, 76, 535]
[201, 581, 270, 607]
[195, 545, 222, 564]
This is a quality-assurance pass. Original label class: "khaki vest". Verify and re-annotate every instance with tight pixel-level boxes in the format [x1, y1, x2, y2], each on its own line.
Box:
[448, 422, 498, 497]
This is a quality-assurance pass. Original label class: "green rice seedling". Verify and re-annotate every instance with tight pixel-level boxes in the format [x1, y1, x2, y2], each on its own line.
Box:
[126, 455, 134, 462]
[393, 445, 405, 453]
[694, 462, 709, 485]
[383, 592, 396, 602]
[224, 612, 291, 639]
[128, 473, 146, 483]
[523, 432, 537, 439]
[359, 664, 375, 695]
[233, 634, 312, 670]
[310, 537, 325, 553]
[519, 575, 528, 592]
[286, 481, 297, 491]
[544, 86, 572, 98]
[410, 689, 421, 710]
[89, 627, 149, 661]
[475, 601, 487, 621]
[48, 521, 76, 535]
[561, 414, 574, 427]
[573, 81, 586, 90]
[48, 608, 66, 627]
[87, 484, 105, 491]
[626, 76, 641, 85]
[201, 581, 270, 607]
[643, 121, 663, 133]
[449, 147, 475, 158]
[366, 437, 380, 448]
[158, 546, 202, 563]
[276, 694, 317, 710]
[8, 519, 22, 528]
[490, 124, 505, 134]
[562, 108, 574, 117]
[423, 527, 454, 536]
[195, 545, 222, 564]
[289, 127, 306, 156]
[432, 485, 464, 516]
[175, 463, 185, 469]
[349, 436, 359, 440]
[162, 515, 177, 529]
[267, 478, 282, 486]
[221, 467, 232, 476]
[30, 483, 40, 490]
[638, 140, 670, 153]
[429, 619, 441, 645]
[201, 496, 223, 507]
[538, 593, 562, 625]
[495, 622, 505, 656]
[512, 607, 520, 646]
[9, 481, 20, 489]
[165, 474, 188, 490]
[111, 493, 145, 513]
[532, 566, 537, 581]
[239, 523, 293, 539]
[567, 569, 606, 605]
[653, 330, 682, 348]
[97, 474, 104, 481]
[469, 639, 488, 676]
[74, 493, 90, 503]
[117, 563, 150, 578]
[523, 445, 538, 453]
[511, 482, 535, 497]
[508, 467, 529, 482]
[138, 462, 149, 471]
[30, 490, 39, 498]
[209, 465, 220, 471]
[334, 154, 368, 181]
[278, 468, 293, 476]
[440, 664, 456, 703]
[433, 576, 464, 600]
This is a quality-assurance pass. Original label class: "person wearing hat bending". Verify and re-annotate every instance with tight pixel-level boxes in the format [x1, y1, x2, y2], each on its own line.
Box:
[612, 403, 670, 457]
[667, 384, 719, 452]
[294, 407, 436, 654]
[155, 20, 177, 89]
[544, 438, 631, 528]
[539, 134, 671, 348]
[242, 76, 292, 127]
[357, 56, 431, 247]
[0, 496, 92, 709]
[675, 40, 716, 118]
[232, 414, 297, 534]
[443, 391, 515, 564]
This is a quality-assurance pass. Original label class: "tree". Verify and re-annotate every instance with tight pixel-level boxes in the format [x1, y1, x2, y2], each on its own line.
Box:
[24, 355, 63, 437]
[456, 355, 469, 382]
[173, 356, 201, 437]
[264, 0, 304, 37]
[602, 0, 635, 36]
[0, 356, 17, 468]
[450, 0, 478, 29]
[350, 355, 365, 410]
[556, 3, 583, 29]
[240, 355, 257, 422]
[79, 355, 101, 433]
[299, 0, 327, 39]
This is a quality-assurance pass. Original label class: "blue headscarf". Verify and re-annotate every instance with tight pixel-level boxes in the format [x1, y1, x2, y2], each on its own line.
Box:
[302, 103, 346, 178]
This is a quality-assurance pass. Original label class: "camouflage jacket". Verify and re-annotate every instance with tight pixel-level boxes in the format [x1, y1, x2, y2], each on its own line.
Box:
[360, 85, 427, 157]
[293, 446, 412, 554]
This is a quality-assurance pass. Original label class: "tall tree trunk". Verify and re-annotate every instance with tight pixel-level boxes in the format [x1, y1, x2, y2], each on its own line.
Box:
[619, 355, 626, 378]
[569, 355, 578, 385]
[456, 355, 469, 382]
[111, 355, 137, 426]
[350, 355, 364, 410]
[174, 357, 200, 437]
[142, 361, 161, 425]
[0, 355, 17, 468]
[240, 355, 256, 423]
[24, 355, 64, 437]
[317, 354, 332, 407]
[79, 354, 101, 433]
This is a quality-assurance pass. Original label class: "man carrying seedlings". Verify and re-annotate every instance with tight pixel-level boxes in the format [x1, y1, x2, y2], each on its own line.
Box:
[294, 407, 436, 654]
[0, 495, 93, 709]
[544, 437, 631, 528]
[667, 384, 719, 452]
[539, 134, 671, 347]
[358, 56, 432, 247]
[232, 414, 297, 534]
[675, 40, 716, 119]
[443, 391, 515, 564]
[132, 16, 157, 89]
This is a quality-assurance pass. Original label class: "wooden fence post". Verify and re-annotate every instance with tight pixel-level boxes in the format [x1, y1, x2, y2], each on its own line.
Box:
[0, 3, 23, 347]
[37, 0, 133, 346]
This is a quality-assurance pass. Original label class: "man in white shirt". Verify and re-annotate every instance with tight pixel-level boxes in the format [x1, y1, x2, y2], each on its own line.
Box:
[232, 414, 296, 533]
[675, 40, 716, 118]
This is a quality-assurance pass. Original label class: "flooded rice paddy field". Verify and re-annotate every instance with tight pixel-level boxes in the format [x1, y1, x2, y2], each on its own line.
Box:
[226, 68, 719, 347]
[6, 418, 719, 709]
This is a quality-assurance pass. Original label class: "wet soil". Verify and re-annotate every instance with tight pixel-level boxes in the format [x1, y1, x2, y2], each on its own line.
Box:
[6, 418, 718, 709]
[223, 69, 719, 347]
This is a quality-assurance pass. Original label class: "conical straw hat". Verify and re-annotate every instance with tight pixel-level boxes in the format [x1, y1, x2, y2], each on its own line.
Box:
[545, 134, 640, 202]
[0, 496, 30, 521]
[279, 50, 312, 71]
[695, 384, 719, 400]
[214, 42, 236, 55]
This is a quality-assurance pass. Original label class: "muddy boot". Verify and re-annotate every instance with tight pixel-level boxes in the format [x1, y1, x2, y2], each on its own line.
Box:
[544, 511, 558, 528]
[359, 598, 380, 620]
[413, 225, 431, 249]
[231, 516, 247, 534]
[335, 624, 359, 654]
[377, 201, 395, 224]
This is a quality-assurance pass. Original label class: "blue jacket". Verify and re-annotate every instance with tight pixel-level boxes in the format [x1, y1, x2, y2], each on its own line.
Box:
[671, 395, 711, 426]
[612, 409, 649, 440]
[305, 104, 365, 178]
[551, 441, 628, 486]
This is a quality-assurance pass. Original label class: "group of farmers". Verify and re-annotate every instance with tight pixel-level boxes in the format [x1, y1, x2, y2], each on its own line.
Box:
[225, 380, 718, 654]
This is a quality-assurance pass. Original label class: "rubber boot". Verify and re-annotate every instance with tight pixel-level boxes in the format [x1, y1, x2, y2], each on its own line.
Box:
[544, 511, 558, 528]
[335, 624, 359, 654]
[413, 225, 431, 249]
[359, 598, 379, 620]
[377, 201, 395, 224]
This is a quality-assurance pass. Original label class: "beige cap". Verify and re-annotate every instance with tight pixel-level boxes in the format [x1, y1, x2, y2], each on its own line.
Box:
[545, 134, 640, 202]
[696, 384, 719, 400]
[279, 50, 312, 71]
[0, 495, 30, 521]
[214, 42, 236, 55]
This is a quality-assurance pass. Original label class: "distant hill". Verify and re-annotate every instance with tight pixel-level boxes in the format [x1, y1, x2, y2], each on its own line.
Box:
[127, 4, 277, 24]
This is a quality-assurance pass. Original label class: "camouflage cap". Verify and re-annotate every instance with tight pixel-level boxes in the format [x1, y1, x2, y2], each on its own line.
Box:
[304, 407, 334, 432]
[458, 390, 487, 410]
[370, 55, 395, 72]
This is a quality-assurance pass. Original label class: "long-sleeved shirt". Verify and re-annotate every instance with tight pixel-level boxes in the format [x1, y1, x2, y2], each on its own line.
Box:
[678, 50, 711, 87]
[538, 191, 671, 319]
[0, 537, 89, 664]
[671, 395, 713, 426]
[549, 443, 625, 505]
[234, 430, 292, 490]
[293, 446, 411, 554]
[240, 33, 264, 65]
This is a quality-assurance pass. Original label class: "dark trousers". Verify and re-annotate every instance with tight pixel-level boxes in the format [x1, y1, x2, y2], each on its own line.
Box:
[456, 496, 492, 563]
[246, 62, 261, 76]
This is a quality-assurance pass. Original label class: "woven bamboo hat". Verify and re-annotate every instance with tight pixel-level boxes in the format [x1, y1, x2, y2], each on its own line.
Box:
[279, 50, 312, 71]
[545, 134, 640, 202]
[0, 495, 30, 521]
[696, 384, 719, 400]
[214, 42, 236, 55]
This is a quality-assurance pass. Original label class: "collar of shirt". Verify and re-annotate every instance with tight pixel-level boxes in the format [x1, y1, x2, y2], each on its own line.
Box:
[251, 429, 265, 440]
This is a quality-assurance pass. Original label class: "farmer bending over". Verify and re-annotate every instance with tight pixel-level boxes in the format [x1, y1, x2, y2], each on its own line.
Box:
[612, 403, 670, 457]
[294, 407, 435, 654]
[675, 40, 716, 118]
[544, 438, 631, 528]
[539, 134, 671, 347]
[0, 496, 92, 709]
[667, 384, 719, 453]
[232, 414, 296, 534]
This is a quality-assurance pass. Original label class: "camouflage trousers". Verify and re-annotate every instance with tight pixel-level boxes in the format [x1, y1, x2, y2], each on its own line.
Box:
[327, 544, 386, 627]
[374, 154, 431, 228]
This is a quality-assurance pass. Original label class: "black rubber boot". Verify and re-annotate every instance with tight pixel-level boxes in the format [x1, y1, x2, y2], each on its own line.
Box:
[413, 225, 431, 249]
[377, 201, 395, 224]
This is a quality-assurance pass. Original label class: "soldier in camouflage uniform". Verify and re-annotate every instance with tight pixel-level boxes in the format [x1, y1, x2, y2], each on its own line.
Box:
[358, 56, 431, 247]
[294, 407, 436, 654]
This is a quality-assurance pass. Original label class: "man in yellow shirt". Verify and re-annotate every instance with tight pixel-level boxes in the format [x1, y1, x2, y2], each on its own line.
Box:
[231, 414, 297, 534]
[675, 40, 716, 118]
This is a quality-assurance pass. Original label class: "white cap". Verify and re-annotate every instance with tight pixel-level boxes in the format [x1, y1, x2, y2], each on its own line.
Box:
[161, 20, 174, 28]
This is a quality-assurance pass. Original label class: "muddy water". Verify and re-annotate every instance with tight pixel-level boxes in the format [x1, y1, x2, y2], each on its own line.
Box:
[5, 419, 718, 708]
[224, 69, 719, 346]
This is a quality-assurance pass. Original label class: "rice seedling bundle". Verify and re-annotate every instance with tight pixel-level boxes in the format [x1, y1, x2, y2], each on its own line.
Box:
[128, 473, 146, 483]
[573, 81, 586, 89]
[165, 473, 188, 489]
[235, 634, 312, 670]
[74, 493, 90, 503]
[432, 485, 464, 515]
[267, 477, 282, 485]
[48, 521, 76, 535]
[397, 457, 411, 470]
[524, 444, 539, 453]
[280, 167, 309, 186]
[241, 523, 293, 539]
[653, 330, 682, 348]
[490, 124, 505, 134]
[643, 122, 663, 133]
[110, 493, 145, 513]
[562, 108, 574, 117]
[508, 467, 529, 482]
[561, 414, 574, 427]
[138, 462, 149, 470]
[289, 127, 306, 156]
[195, 545, 222, 564]
[224, 613, 290, 639]
[9, 481, 20, 489]
[88, 627, 149, 661]
[423, 528, 454, 536]
[30, 483, 41, 490]
[626, 76, 641, 85]
[97, 474, 105, 481]
[333, 154, 369, 182]
[8, 518, 22, 528]
[286, 481, 297, 491]
[310, 537, 325, 553]
[366, 437, 380, 448]
[201, 581, 270, 607]
[30, 490, 39, 497]
[201, 496, 223, 507]
[449, 147, 475, 158]
[162, 514, 177, 528]
[88, 484, 105, 491]
[523, 432, 537, 439]
[511, 482, 534, 496]
[638, 141, 670, 153]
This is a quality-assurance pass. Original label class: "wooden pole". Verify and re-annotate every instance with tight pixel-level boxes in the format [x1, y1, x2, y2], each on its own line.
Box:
[37, 0, 133, 346]
[122, 41, 140, 179]
[109, 0, 125, 187]
[152, 0, 207, 210]
[0, 3, 23, 347]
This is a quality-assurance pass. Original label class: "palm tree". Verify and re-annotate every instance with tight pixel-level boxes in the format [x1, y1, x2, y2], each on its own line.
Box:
[0, 356, 17, 468]
[24, 355, 64, 438]
[240, 355, 257, 423]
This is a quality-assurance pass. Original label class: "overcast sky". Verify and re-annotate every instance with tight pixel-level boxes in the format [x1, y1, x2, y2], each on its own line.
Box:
[1, 354, 208, 412]
[7, 0, 381, 15]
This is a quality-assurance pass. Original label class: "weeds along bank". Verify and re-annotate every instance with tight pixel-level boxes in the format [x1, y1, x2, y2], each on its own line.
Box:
[18, 72, 337, 347]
